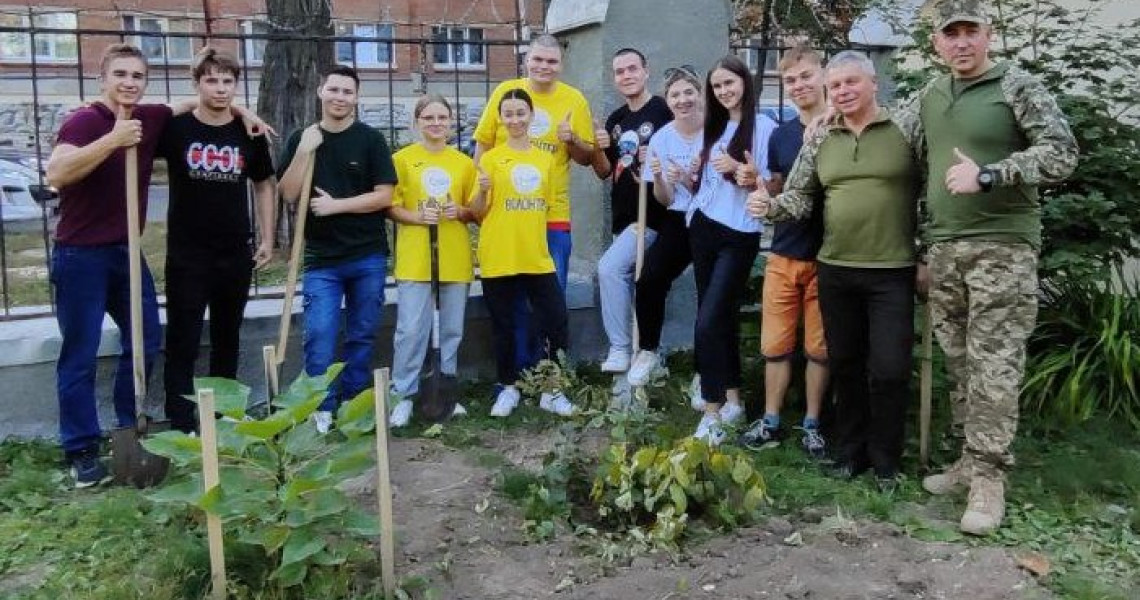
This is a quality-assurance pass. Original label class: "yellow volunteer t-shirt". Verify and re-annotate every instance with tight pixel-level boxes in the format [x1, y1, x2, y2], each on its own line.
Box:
[392, 144, 476, 282]
[475, 145, 556, 277]
[473, 78, 593, 226]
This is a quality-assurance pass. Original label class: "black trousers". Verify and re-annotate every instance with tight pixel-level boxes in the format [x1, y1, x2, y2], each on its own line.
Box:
[817, 262, 915, 476]
[163, 253, 253, 432]
[689, 210, 761, 404]
[481, 273, 569, 385]
[635, 211, 692, 351]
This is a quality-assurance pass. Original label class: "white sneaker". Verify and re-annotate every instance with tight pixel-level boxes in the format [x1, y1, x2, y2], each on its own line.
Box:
[389, 399, 413, 428]
[452, 403, 468, 418]
[719, 402, 745, 426]
[313, 410, 333, 434]
[693, 412, 725, 446]
[490, 386, 520, 417]
[689, 375, 706, 412]
[626, 350, 661, 386]
[600, 347, 631, 373]
[540, 390, 577, 416]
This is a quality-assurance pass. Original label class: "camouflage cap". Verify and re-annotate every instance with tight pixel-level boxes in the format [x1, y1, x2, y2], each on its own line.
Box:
[934, 0, 991, 31]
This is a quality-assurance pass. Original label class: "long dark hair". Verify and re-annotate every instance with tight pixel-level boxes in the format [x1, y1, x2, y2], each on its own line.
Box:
[697, 55, 756, 190]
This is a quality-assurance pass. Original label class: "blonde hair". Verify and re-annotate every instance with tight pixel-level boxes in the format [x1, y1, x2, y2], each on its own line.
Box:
[777, 44, 822, 73]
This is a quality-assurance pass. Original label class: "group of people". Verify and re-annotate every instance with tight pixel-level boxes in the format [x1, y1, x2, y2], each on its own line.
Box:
[50, 0, 1077, 537]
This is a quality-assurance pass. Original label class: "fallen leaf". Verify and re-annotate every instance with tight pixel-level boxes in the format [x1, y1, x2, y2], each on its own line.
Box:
[474, 498, 490, 514]
[783, 531, 803, 546]
[1017, 552, 1051, 578]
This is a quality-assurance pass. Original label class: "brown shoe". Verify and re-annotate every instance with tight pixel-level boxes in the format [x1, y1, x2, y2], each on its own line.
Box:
[960, 476, 1005, 535]
[922, 458, 969, 495]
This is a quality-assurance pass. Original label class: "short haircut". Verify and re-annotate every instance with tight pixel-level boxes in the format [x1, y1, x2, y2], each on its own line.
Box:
[414, 93, 453, 119]
[826, 50, 876, 77]
[499, 88, 534, 113]
[528, 33, 562, 55]
[663, 65, 701, 95]
[191, 46, 241, 81]
[778, 44, 822, 73]
[613, 47, 647, 66]
[322, 65, 360, 88]
[100, 43, 147, 76]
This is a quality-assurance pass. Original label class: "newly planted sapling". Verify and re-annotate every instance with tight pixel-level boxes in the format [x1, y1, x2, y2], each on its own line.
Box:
[143, 365, 384, 591]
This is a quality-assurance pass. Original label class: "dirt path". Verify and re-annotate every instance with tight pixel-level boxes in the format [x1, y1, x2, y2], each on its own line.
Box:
[343, 435, 1049, 600]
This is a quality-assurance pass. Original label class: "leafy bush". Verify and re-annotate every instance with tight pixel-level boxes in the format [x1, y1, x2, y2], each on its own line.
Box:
[143, 365, 385, 592]
[1022, 274, 1139, 429]
[590, 437, 768, 548]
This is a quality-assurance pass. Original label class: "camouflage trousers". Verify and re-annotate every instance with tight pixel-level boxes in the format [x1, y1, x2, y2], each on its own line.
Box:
[928, 241, 1038, 480]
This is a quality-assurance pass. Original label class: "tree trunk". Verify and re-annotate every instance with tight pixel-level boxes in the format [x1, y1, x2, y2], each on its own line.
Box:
[258, 0, 334, 148]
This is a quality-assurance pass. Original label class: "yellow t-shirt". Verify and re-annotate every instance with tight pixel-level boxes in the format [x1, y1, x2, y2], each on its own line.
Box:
[475, 145, 556, 277]
[392, 144, 476, 282]
[473, 78, 593, 226]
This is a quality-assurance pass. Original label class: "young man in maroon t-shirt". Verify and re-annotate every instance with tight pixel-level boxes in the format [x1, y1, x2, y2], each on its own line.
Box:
[45, 44, 266, 487]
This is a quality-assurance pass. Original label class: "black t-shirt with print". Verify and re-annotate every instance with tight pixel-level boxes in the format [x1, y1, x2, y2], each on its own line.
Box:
[603, 95, 673, 233]
[159, 113, 274, 261]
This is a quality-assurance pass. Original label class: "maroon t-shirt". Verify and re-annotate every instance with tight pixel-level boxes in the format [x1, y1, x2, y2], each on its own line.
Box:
[53, 102, 172, 245]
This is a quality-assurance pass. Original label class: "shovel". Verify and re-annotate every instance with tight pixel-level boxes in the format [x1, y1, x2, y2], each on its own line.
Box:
[919, 300, 934, 469]
[276, 159, 316, 367]
[417, 217, 459, 422]
[111, 133, 170, 488]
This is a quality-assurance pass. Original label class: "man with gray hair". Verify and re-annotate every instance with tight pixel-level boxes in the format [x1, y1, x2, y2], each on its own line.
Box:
[906, 0, 1077, 535]
[748, 50, 923, 490]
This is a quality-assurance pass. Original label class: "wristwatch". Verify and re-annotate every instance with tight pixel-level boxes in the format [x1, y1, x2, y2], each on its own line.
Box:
[977, 168, 997, 192]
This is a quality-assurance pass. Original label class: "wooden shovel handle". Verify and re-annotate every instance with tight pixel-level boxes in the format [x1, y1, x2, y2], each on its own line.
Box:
[276, 159, 315, 366]
[920, 301, 934, 468]
[125, 145, 146, 407]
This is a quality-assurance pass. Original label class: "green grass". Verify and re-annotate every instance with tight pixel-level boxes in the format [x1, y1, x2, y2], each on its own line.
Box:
[2, 347, 1138, 598]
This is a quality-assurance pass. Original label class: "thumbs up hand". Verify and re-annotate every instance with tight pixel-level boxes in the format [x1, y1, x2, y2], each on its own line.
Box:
[735, 149, 759, 188]
[710, 143, 737, 175]
[557, 111, 575, 144]
[746, 186, 772, 218]
[945, 147, 982, 194]
[593, 118, 610, 150]
[110, 105, 142, 148]
[477, 168, 491, 193]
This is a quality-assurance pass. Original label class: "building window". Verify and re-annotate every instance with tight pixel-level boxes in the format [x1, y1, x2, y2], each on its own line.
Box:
[738, 43, 779, 75]
[335, 23, 394, 67]
[242, 20, 269, 65]
[0, 11, 78, 63]
[123, 16, 195, 63]
[432, 26, 485, 68]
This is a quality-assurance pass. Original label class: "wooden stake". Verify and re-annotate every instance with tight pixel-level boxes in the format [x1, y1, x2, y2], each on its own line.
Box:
[276, 160, 315, 366]
[372, 368, 396, 595]
[198, 388, 227, 600]
[262, 345, 279, 400]
[919, 301, 934, 468]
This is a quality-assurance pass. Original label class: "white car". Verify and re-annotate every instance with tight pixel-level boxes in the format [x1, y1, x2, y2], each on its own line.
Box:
[1, 171, 53, 232]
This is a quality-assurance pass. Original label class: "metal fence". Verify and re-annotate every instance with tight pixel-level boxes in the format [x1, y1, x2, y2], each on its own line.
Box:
[0, 22, 857, 321]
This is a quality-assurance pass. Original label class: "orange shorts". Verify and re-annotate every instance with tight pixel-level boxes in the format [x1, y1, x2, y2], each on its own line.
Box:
[760, 254, 827, 362]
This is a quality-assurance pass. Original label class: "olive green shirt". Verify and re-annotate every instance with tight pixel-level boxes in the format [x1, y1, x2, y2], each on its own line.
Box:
[768, 108, 921, 268]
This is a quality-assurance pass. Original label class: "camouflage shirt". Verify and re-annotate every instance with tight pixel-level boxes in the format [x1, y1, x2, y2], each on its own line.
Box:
[901, 62, 1078, 248]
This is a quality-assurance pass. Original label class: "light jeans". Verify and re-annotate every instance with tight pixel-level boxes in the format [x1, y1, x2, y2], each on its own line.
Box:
[597, 224, 658, 353]
[391, 280, 469, 398]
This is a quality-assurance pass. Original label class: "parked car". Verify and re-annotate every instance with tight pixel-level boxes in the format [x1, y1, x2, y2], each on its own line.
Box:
[0, 146, 47, 176]
[0, 159, 56, 213]
[1, 172, 53, 232]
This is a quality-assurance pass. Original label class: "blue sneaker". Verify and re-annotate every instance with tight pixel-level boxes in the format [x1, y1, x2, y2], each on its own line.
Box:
[70, 449, 109, 489]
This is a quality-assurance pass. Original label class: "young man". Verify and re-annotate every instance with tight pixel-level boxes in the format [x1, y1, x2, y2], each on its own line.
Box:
[159, 47, 276, 433]
[590, 48, 672, 375]
[45, 44, 170, 487]
[911, 0, 1077, 535]
[473, 34, 595, 410]
[749, 51, 923, 490]
[278, 66, 397, 434]
[739, 46, 830, 458]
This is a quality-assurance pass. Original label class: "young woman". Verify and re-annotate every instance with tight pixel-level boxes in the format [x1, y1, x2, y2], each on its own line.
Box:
[627, 66, 705, 386]
[687, 55, 777, 444]
[387, 94, 477, 426]
[470, 89, 574, 418]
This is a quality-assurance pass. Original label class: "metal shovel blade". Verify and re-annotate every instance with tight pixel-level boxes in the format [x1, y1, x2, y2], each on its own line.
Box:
[111, 416, 171, 488]
[418, 356, 459, 423]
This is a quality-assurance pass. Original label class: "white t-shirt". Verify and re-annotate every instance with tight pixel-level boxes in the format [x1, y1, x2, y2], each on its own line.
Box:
[689, 115, 777, 233]
[642, 121, 703, 214]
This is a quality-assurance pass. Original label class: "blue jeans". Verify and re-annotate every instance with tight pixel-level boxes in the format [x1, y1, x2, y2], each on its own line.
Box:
[52, 243, 161, 456]
[302, 253, 387, 411]
[512, 229, 572, 372]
